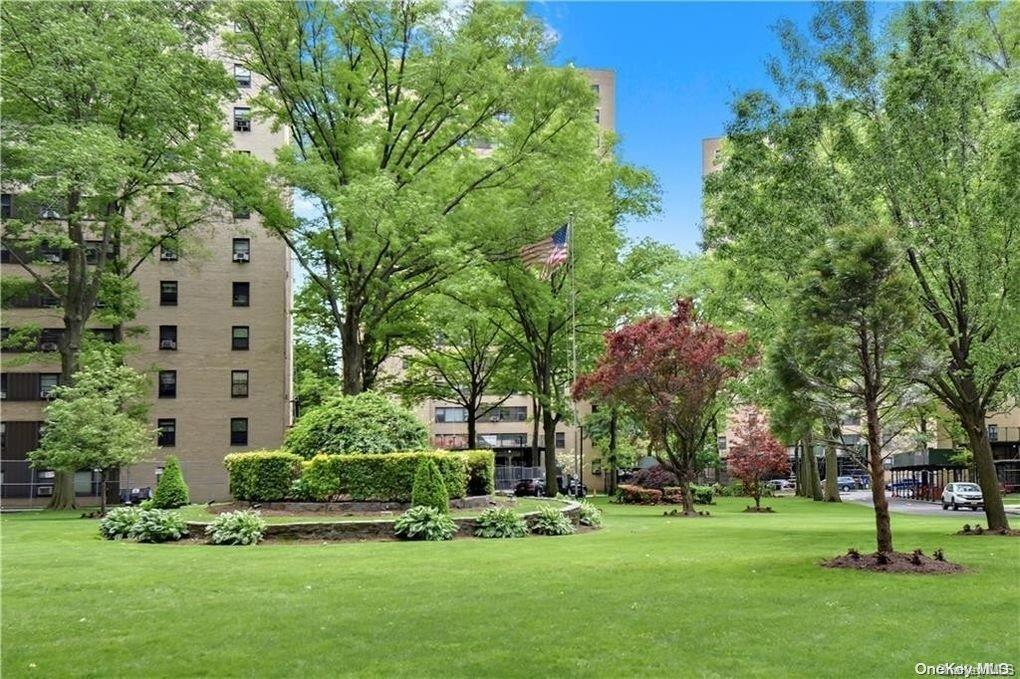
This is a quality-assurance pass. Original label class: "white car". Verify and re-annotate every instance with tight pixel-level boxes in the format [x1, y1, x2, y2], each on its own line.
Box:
[941, 482, 983, 511]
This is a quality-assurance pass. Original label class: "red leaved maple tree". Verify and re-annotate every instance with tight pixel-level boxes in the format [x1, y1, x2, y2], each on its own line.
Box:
[726, 409, 790, 509]
[574, 299, 756, 515]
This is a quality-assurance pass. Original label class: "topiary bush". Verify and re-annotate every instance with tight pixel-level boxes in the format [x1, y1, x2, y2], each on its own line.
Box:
[300, 451, 468, 502]
[411, 458, 449, 513]
[99, 506, 141, 540]
[393, 506, 457, 541]
[616, 484, 662, 504]
[130, 509, 188, 543]
[578, 501, 603, 528]
[529, 504, 575, 536]
[461, 450, 495, 496]
[474, 507, 528, 538]
[152, 456, 189, 509]
[205, 510, 267, 545]
[285, 392, 428, 458]
[224, 450, 304, 501]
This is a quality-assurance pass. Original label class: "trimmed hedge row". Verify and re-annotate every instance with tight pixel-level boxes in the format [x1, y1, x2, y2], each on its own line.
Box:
[224, 449, 495, 503]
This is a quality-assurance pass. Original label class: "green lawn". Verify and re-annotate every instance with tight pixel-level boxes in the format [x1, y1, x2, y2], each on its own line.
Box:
[3, 497, 1018, 678]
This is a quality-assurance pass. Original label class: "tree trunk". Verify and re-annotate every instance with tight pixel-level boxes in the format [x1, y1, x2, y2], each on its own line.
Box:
[542, 409, 558, 497]
[340, 313, 364, 395]
[794, 442, 805, 497]
[466, 411, 477, 450]
[806, 434, 823, 501]
[753, 485, 761, 509]
[681, 481, 695, 516]
[962, 413, 1010, 532]
[99, 469, 108, 516]
[824, 423, 841, 502]
[607, 408, 618, 495]
[531, 397, 541, 467]
[48, 316, 86, 511]
[865, 405, 894, 553]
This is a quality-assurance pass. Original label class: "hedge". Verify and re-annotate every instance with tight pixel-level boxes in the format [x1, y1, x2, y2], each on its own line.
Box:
[616, 484, 662, 504]
[460, 450, 495, 496]
[224, 450, 304, 501]
[302, 451, 469, 502]
[284, 392, 428, 458]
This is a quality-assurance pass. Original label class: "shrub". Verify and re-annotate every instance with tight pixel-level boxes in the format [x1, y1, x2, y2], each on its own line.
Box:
[578, 501, 603, 528]
[711, 481, 745, 497]
[139, 499, 154, 510]
[99, 506, 141, 540]
[461, 450, 495, 496]
[287, 476, 312, 501]
[152, 456, 190, 509]
[632, 464, 679, 490]
[616, 484, 662, 504]
[692, 485, 714, 505]
[205, 510, 267, 546]
[285, 392, 428, 458]
[474, 507, 528, 538]
[394, 506, 457, 541]
[301, 451, 468, 502]
[224, 450, 304, 501]
[661, 486, 684, 504]
[411, 458, 450, 513]
[529, 504, 575, 536]
[130, 509, 187, 543]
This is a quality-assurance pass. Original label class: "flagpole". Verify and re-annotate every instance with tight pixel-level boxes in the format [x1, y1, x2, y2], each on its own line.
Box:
[568, 212, 580, 495]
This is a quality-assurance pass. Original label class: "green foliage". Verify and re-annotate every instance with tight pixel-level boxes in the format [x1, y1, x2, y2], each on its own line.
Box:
[223, 450, 304, 502]
[577, 501, 603, 528]
[712, 482, 745, 498]
[616, 484, 663, 505]
[461, 450, 496, 496]
[151, 456, 189, 509]
[691, 485, 715, 505]
[411, 459, 450, 514]
[473, 507, 529, 539]
[529, 504, 575, 536]
[393, 506, 457, 542]
[301, 452, 468, 503]
[205, 510, 267, 546]
[285, 392, 428, 458]
[99, 507, 141, 540]
[130, 509, 187, 543]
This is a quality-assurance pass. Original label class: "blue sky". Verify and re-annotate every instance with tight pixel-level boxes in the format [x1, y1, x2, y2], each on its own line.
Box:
[528, 2, 861, 253]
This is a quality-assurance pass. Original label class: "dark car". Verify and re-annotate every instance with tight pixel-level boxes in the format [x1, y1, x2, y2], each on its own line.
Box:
[514, 478, 545, 497]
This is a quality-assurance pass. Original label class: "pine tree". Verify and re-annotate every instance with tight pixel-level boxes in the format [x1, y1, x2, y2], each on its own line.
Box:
[411, 459, 449, 515]
[152, 456, 190, 509]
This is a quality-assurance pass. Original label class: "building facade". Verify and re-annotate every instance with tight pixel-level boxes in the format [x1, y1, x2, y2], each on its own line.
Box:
[1, 47, 292, 506]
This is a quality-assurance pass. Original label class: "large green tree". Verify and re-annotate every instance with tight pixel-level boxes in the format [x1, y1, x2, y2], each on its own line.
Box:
[0, 1, 233, 508]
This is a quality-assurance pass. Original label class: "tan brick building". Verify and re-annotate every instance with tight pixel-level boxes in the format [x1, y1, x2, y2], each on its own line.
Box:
[1, 48, 292, 506]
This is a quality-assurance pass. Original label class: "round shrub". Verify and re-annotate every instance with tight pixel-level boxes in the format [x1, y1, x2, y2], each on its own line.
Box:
[578, 501, 603, 528]
[152, 456, 189, 508]
[474, 507, 528, 538]
[130, 509, 188, 543]
[394, 505, 457, 541]
[411, 458, 449, 513]
[285, 392, 428, 458]
[99, 506, 141, 540]
[205, 510, 266, 546]
[529, 504, 575, 536]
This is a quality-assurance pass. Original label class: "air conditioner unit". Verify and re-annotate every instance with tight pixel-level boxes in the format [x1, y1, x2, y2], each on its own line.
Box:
[40, 390, 55, 399]
[41, 253, 62, 264]
[232, 252, 250, 262]
[39, 208, 61, 220]
[39, 341, 59, 352]
[159, 339, 177, 350]
[37, 485, 53, 496]
[0, 391, 6, 400]
[38, 470, 55, 479]
[160, 250, 178, 261]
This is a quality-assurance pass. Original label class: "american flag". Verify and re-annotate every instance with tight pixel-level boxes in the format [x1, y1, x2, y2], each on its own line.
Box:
[520, 224, 569, 278]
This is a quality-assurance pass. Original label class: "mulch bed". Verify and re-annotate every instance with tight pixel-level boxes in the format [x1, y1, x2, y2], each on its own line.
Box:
[661, 509, 711, 517]
[956, 524, 1020, 537]
[742, 506, 774, 513]
[823, 549, 966, 574]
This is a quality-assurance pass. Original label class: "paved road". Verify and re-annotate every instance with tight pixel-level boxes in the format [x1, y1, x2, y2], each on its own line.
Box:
[843, 489, 1020, 519]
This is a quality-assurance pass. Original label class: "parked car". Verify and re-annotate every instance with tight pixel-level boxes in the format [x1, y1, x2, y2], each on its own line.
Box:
[766, 479, 794, 492]
[514, 478, 545, 497]
[941, 482, 983, 511]
[836, 476, 857, 492]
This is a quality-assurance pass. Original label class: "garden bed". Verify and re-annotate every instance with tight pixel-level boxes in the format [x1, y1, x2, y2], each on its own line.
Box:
[823, 550, 966, 574]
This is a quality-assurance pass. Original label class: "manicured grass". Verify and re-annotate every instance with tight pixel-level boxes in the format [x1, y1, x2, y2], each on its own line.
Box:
[175, 497, 550, 524]
[3, 497, 1018, 678]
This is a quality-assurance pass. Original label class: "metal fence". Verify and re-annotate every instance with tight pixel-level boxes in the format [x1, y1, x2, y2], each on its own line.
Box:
[494, 465, 545, 490]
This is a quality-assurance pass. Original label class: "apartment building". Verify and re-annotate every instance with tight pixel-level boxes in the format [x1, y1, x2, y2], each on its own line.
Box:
[0, 49, 292, 506]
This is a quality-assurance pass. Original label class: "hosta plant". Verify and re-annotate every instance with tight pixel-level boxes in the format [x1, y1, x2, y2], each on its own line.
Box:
[99, 506, 142, 540]
[130, 509, 188, 543]
[578, 501, 603, 528]
[393, 506, 457, 541]
[530, 505, 575, 536]
[205, 510, 267, 546]
[474, 507, 528, 538]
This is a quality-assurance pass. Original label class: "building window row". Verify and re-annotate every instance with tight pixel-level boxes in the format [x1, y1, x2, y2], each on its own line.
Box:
[435, 405, 529, 423]
[1, 237, 116, 265]
[156, 418, 249, 447]
[157, 325, 250, 352]
[160, 238, 251, 264]
[1, 327, 111, 353]
[157, 369, 250, 399]
[156, 280, 250, 308]
[0, 372, 61, 400]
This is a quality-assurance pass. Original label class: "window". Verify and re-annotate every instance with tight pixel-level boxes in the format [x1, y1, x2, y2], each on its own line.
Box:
[434, 433, 469, 450]
[1, 244, 9, 263]
[592, 84, 600, 96]
[158, 370, 177, 399]
[231, 326, 250, 351]
[230, 418, 248, 446]
[159, 325, 177, 350]
[988, 425, 999, 442]
[157, 418, 176, 447]
[1, 194, 11, 219]
[232, 238, 251, 261]
[233, 64, 251, 88]
[0, 373, 6, 400]
[232, 203, 250, 220]
[160, 243, 178, 261]
[231, 370, 249, 398]
[436, 407, 468, 423]
[160, 281, 178, 306]
[594, 108, 601, 125]
[39, 329, 62, 352]
[232, 282, 250, 307]
[90, 328, 114, 343]
[39, 373, 60, 399]
[233, 106, 251, 132]
[717, 436, 727, 451]
[555, 431, 565, 448]
[485, 406, 527, 422]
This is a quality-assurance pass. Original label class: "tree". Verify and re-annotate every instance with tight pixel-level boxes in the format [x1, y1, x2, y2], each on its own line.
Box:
[727, 409, 790, 509]
[285, 392, 428, 458]
[777, 227, 923, 553]
[292, 282, 342, 415]
[27, 349, 154, 514]
[1, 2, 233, 508]
[222, 1, 609, 394]
[152, 456, 190, 509]
[574, 299, 756, 515]
[411, 458, 450, 515]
